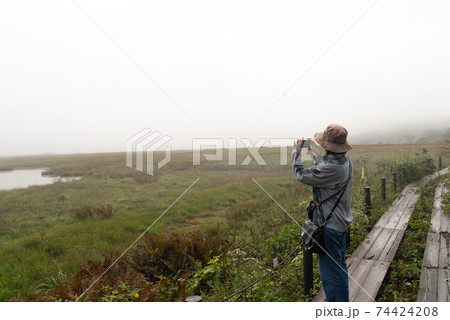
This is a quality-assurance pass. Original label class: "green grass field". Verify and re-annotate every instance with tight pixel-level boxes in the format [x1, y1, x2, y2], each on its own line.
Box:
[0, 144, 445, 301]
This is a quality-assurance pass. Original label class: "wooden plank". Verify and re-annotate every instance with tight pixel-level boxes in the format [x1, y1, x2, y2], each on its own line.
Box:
[395, 190, 414, 208]
[418, 266, 428, 292]
[390, 197, 401, 207]
[374, 207, 398, 229]
[427, 268, 438, 302]
[422, 232, 440, 268]
[430, 182, 445, 233]
[347, 256, 363, 274]
[433, 182, 443, 200]
[364, 228, 397, 261]
[354, 260, 390, 302]
[437, 268, 449, 302]
[312, 289, 326, 302]
[348, 259, 374, 301]
[377, 229, 404, 262]
[405, 190, 420, 208]
[419, 168, 447, 185]
[401, 191, 417, 209]
[417, 267, 437, 302]
[376, 207, 411, 230]
[351, 227, 383, 259]
[441, 213, 450, 234]
[392, 208, 414, 230]
[398, 187, 414, 203]
[385, 229, 406, 262]
[377, 229, 400, 262]
[417, 288, 426, 301]
[439, 233, 448, 269]
[380, 208, 402, 229]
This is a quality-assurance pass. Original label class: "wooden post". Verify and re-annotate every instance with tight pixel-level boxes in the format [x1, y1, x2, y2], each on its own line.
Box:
[393, 172, 397, 192]
[381, 178, 386, 201]
[401, 167, 406, 186]
[186, 295, 202, 302]
[303, 246, 313, 295]
[439, 156, 442, 170]
[364, 187, 371, 215]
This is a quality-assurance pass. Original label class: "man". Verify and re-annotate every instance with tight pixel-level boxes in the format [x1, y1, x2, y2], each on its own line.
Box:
[292, 124, 353, 302]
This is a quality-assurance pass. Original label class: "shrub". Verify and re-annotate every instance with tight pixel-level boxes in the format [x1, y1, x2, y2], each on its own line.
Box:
[133, 172, 158, 183]
[70, 204, 116, 220]
[70, 206, 95, 220]
[96, 204, 116, 219]
[389, 150, 436, 183]
[264, 224, 302, 258]
[21, 230, 230, 301]
[443, 180, 450, 214]
[189, 256, 231, 294]
[130, 230, 230, 282]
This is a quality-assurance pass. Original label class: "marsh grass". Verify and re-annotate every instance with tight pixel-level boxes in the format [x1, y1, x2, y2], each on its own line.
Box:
[0, 144, 443, 300]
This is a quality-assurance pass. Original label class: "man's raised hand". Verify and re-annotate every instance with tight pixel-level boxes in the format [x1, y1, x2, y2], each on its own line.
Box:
[295, 137, 305, 148]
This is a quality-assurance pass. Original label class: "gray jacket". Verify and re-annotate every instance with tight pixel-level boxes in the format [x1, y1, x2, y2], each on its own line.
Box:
[292, 147, 353, 232]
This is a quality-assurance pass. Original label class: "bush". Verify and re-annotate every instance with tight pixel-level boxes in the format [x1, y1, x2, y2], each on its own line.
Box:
[131, 230, 230, 282]
[389, 150, 436, 183]
[70, 204, 116, 220]
[264, 224, 302, 258]
[96, 204, 116, 219]
[189, 256, 231, 294]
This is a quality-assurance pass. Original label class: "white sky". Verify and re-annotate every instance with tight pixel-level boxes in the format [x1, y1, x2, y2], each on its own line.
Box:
[0, 0, 449, 155]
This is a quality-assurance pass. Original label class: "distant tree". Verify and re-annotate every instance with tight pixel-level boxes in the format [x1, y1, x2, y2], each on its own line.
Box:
[443, 128, 450, 140]
[421, 129, 443, 142]
[415, 136, 432, 144]
[401, 134, 416, 144]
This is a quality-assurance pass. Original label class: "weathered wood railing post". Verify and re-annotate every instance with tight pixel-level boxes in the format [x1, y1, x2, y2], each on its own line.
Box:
[439, 156, 442, 170]
[401, 167, 406, 186]
[381, 178, 386, 201]
[364, 187, 371, 215]
[303, 246, 313, 295]
[393, 172, 397, 192]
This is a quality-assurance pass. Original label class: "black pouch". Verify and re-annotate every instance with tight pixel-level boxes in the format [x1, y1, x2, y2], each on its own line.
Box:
[301, 219, 326, 255]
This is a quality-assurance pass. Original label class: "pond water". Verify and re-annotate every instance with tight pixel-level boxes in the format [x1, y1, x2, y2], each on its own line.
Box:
[0, 169, 80, 191]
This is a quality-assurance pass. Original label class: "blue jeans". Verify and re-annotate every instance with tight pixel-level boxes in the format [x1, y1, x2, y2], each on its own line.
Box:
[318, 227, 349, 302]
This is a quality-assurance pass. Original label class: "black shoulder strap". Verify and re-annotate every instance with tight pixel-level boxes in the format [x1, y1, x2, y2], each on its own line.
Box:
[321, 182, 348, 226]
[315, 159, 352, 207]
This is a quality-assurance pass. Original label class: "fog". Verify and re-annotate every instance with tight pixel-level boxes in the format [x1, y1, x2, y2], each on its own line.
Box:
[1, 0, 449, 156]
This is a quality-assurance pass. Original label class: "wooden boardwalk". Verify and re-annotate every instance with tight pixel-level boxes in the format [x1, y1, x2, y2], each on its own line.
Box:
[314, 168, 448, 302]
[417, 179, 449, 301]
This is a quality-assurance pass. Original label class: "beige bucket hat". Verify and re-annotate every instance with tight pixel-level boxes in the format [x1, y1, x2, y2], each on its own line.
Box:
[314, 124, 352, 153]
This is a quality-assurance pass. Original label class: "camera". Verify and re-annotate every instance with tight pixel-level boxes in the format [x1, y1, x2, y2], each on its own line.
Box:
[301, 140, 310, 149]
